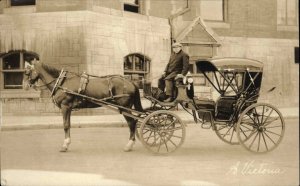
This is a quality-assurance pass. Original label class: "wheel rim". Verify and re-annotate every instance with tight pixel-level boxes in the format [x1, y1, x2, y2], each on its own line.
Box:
[237, 103, 285, 153]
[215, 122, 240, 145]
[140, 111, 185, 154]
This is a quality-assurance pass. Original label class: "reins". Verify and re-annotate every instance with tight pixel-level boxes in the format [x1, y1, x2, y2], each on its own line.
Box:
[31, 79, 57, 89]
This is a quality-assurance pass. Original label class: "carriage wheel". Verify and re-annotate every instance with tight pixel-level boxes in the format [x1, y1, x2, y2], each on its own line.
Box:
[214, 122, 240, 145]
[139, 110, 185, 154]
[236, 103, 285, 153]
[136, 105, 177, 140]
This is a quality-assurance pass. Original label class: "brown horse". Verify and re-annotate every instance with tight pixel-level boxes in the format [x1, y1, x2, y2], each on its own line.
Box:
[24, 60, 143, 152]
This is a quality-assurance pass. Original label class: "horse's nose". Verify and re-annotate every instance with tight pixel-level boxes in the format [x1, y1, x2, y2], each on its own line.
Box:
[23, 81, 30, 90]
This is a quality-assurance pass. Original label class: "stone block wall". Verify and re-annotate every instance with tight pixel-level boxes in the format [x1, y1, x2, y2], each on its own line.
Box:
[0, 6, 171, 116]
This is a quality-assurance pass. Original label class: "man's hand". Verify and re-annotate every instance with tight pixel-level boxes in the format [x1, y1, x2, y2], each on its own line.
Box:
[162, 72, 166, 78]
[175, 74, 184, 80]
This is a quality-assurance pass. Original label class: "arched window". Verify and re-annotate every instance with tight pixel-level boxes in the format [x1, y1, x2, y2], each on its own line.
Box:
[124, 53, 150, 89]
[0, 50, 39, 90]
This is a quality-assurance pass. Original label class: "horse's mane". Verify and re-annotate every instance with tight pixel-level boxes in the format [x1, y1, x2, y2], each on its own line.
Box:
[41, 63, 61, 78]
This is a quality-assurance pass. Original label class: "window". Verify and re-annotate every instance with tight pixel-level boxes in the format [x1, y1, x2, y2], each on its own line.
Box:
[11, 0, 36, 6]
[200, 0, 224, 21]
[277, 0, 299, 26]
[189, 62, 206, 86]
[218, 72, 245, 95]
[0, 51, 38, 90]
[124, 53, 150, 89]
[295, 47, 299, 63]
[124, 0, 139, 13]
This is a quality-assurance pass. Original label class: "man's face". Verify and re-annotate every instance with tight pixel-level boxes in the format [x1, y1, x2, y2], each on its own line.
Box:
[172, 46, 181, 54]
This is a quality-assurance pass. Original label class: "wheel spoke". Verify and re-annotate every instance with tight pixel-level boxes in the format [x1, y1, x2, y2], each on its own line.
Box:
[157, 139, 162, 152]
[168, 138, 178, 147]
[239, 126, 249, 139]
[229, 127, 235, 142]
[164, 126, 183, 132]
[145, 131, 154, 143]
[171, 135, 183, 139]
[261, 132, 268, 151]
[264, 117, 280, 127]
[217, 125, 228, 131]
[249, 131, 259, 149]
[257, 132, 261, 152]
[265, 129, 281, 137]
[261, 105, 265, 125]
[262, 108, 274, 125]
[222, 125, 233, 137]
[265, 125, 283, 129]
[263, 131, 277, 145]
[240, 124, 253, 131]
[254, 108, 260, 124]
[163, 137, 169, 152]
[143, 129, 151, 135]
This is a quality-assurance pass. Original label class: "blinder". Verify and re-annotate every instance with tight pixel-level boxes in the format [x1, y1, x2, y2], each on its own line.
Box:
[24, 65, 39, 87]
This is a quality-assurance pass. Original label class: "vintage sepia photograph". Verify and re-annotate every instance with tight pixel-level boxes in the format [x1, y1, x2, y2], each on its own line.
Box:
[0, 0, 299, 185]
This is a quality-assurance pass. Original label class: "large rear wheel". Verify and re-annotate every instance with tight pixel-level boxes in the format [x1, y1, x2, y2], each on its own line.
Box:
[139, 110, 185, 154]
[236, 103, 285, 153]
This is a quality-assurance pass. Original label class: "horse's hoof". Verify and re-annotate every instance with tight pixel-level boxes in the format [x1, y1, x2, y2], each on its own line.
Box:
[123, 140, 135, 152]
[60, 147, 68, 152]
[123, 147, 132, 152]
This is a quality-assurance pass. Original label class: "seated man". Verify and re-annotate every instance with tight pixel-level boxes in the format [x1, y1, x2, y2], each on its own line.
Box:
[159, 42, 190, 102]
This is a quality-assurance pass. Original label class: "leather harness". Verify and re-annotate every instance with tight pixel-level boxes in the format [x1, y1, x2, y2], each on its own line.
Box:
[50, 71, 130, 108]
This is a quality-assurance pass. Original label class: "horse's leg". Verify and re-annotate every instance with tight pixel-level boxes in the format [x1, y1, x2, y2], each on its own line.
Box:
[123, 114, 137, 152]
[60, 104, 72, 152]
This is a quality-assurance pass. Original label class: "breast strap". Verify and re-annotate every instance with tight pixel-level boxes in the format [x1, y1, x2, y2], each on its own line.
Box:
[78, 72, 89, 94]
[51, 69, 67, 97]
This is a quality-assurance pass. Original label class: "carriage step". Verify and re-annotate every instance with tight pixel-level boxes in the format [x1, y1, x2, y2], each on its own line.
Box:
[201, 122, 212, 129]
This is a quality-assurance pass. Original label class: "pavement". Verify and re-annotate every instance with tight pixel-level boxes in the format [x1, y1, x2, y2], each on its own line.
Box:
[1, 107, 298, 131]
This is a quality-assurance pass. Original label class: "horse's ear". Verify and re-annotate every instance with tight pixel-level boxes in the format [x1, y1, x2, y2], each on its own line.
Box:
[25, 62, 34, 69]
[32, 58, 40, 65]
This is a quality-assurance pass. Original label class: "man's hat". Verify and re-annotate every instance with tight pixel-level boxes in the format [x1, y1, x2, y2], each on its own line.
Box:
[172, 42, 182, 48]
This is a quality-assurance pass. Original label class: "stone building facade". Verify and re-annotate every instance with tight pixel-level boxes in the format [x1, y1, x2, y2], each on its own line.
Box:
[0, 0, 298, 116]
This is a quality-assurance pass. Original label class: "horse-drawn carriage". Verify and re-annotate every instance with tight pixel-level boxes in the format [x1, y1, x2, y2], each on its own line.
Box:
[24, 57, 285, 154]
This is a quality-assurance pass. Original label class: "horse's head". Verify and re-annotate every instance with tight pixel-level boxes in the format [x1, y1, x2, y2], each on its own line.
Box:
[23, 60, 40, 90]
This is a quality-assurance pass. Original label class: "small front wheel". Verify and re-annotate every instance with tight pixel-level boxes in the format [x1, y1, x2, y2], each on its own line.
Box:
[139, 110, 186, 154]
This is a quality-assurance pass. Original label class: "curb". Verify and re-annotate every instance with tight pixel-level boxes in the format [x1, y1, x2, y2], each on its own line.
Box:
[1, 116, 298, 131]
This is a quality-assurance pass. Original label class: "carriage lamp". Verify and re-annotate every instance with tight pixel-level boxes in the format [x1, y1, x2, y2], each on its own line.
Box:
[187, 77, 193, 83]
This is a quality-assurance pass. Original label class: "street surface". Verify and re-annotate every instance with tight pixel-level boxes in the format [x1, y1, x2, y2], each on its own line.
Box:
[1, 118, 299, 186]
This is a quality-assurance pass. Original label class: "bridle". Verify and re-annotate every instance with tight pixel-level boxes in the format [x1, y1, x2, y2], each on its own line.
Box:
[24, 67, 56, 89]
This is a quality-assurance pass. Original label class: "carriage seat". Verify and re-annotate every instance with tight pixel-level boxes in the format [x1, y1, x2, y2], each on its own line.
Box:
[193, 97, 215, 110]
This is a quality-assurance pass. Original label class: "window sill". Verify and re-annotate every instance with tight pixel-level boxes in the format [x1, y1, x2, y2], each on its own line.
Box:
[206, 21, 230, 29]
[277, 25, 299, 32]
[3, 5, 36, 14]
[0, 89, 41, 99]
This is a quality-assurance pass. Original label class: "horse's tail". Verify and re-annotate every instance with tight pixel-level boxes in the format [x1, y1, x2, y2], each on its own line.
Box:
[133, 85, 144, 112]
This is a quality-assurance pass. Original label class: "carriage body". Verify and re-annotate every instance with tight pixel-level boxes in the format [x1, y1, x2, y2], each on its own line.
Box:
[194, 58, 264, 123]
[140, 57, 285, 154]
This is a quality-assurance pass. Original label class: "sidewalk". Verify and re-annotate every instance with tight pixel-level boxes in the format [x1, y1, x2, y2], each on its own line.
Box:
[1, 107, 298, 131]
